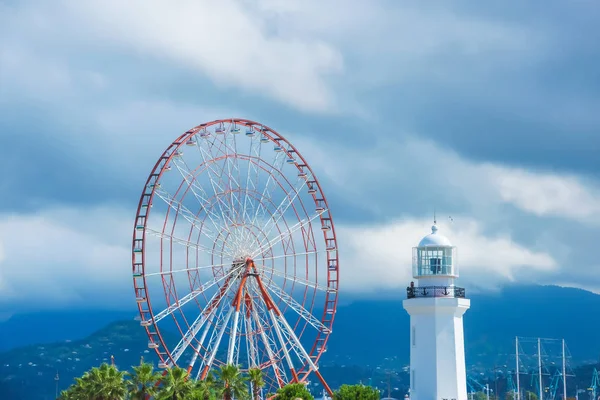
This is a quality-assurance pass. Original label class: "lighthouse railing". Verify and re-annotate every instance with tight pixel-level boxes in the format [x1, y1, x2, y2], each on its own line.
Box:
[406, 285, 466, 299]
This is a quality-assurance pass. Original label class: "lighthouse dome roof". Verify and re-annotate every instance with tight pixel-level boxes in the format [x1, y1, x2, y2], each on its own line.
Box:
[418, 224, 452, 247]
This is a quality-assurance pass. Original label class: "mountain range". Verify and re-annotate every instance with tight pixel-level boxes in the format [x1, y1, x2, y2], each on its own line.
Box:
[1, 284, 600, 399]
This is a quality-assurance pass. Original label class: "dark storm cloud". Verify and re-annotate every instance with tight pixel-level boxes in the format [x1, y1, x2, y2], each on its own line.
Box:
[1, 0, 600, 313]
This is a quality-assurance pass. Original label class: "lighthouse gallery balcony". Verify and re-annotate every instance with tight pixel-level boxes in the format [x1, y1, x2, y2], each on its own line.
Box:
[406, 285, 466, 299]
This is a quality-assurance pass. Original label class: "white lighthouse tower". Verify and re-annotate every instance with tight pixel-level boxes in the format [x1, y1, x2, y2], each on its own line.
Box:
[403, 222, 470, 400]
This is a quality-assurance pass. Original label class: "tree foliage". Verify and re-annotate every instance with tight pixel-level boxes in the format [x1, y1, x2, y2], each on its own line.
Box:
[525, 391, 539, 400]
[248, 368, 265, 400]
[214, 364, 249, 400]
[125, 361, 161, 400]
[59, 363, 127, 400]
[333, 384, 380, 400]
[275, 382, 315, 400]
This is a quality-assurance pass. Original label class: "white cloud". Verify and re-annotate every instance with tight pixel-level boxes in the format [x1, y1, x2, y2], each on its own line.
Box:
[275, 133, 600, 294]
[0, 0, 547, 114]
[486, 166, 600, 223]
[338, 218, 557, 294]
[288, 132, 600, 226]
[1, 0, 598, 308]
[28, 0, 343, 113]
[0, 207, 132, 309]
[0, 207, 558, 311]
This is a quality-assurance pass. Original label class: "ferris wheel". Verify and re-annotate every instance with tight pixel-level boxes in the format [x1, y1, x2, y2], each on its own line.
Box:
[131, 118, 339, 393]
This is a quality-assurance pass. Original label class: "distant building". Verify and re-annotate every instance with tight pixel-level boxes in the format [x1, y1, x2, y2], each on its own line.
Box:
[402, 223, 470, 400]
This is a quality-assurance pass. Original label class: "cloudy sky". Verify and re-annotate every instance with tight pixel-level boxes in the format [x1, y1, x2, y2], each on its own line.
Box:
[1, 0, 599, 314]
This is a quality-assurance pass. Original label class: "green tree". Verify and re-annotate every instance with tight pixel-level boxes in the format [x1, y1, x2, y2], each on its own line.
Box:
[193, 373, 217, 400]
[473, 392, 488, 400]
[215, 364, 249, 400]
[126, 361, 162, 400]
[333, 384, 379, 400]
[89, 363, 128, 400]
[248, 368, 265, 400]
[525, 391, 538, 400]
[59, 363, 127, 400]
[505, 390, 517, 400]
[157, 366, 194, 400]
[275, 383, 314, 400]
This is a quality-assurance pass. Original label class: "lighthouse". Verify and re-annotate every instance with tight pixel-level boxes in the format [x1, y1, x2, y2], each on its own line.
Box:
[403, 222, 470, 400]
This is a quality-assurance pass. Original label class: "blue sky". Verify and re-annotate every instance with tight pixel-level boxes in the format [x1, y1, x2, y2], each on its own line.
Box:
[1, 0, 599, 315]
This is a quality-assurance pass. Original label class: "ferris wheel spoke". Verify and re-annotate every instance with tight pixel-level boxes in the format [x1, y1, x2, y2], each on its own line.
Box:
[248, 151, 286, 234]
[253, 211, 325, 256]
[253, 250, 323, 263]
[222, 132, 245, 227]
[262, 267, 332, 293]
[170, 156, 232, 238]
[264, 280, 330, 334]
[153, 267, 240, 324]
[258, 177, 308, 248]
[244, 296, 259, 368]
[235, 308, 244, 366]
[193, 301, 232, 379]
[274, 313, 313, 368]
[270, 301, 320, 374]
[199, 306, 234, 379]
[226, 305, 243, 365]
[168, 277, 234, 365]
[153, 187, 221, 245]
[267, 306, 298, 380]
[241, 140, 259, 246]
[194, 137, 241, 246]
[186, 310, 216, 374]
[144, 260, 232, 277]
[217, 129, 248, 223]
[145, 227, 234, 259]
[244, 138, 264, 230]
[253, 274, 317, 377]
[209, 133, 245, 234]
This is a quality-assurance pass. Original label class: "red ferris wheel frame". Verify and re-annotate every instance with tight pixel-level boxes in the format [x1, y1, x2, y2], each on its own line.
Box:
[131, 118, 339, 393]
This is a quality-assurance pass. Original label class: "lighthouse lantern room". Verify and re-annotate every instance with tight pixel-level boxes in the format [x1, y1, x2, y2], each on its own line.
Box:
[403, 222, 470, 400]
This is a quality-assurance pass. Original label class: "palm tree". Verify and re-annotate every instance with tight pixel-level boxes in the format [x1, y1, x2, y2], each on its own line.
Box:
[193, 373, 217, 400]
[126, 361, 162, 400]
[60, 364, 126, 400]
[87, 363, 128, 400]
[248, 368, 265, 400]
[215, 364, 249, 400]
[156, 366, 194, 400]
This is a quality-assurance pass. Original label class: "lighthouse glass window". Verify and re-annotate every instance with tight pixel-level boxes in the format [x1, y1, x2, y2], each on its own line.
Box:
[414, 247, 455, 276]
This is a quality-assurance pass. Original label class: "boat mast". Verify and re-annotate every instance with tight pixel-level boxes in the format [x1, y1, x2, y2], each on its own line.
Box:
[516, 337, 520, 400]
[562, 339, 567, 400]
[538, 338, 543, 400]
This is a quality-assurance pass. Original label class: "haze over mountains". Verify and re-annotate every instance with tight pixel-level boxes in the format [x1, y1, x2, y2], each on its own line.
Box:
[1, 284, 599, 399]
[2, 284, 599, 365]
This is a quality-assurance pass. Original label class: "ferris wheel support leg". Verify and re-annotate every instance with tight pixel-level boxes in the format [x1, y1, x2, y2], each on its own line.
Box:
[267, 308, 299, 383]
[227, 262, 252, 365]
[227, 310, 241, 365]
[313, 369, 333, 397]
[188, 311, 217, 375]
[178, 272, 238, 374]
[201, 306, 234, 380]
[250, 293, 285, 387]
[245, 312, 258, 368]
[252, 271, 332, 395]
